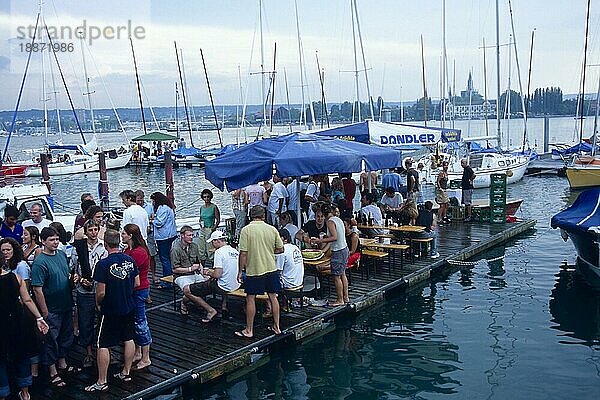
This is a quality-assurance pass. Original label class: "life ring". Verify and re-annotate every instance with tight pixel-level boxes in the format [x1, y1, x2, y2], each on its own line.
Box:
[506, 169, 514, 177]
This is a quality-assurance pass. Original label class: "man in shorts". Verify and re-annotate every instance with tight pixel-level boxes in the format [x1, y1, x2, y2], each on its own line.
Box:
[171, 226, 203, 315]
[461, 158, 476, 222]
[188, 231, 240, 322]
[236, 206, 284, 338]
[86, 229, 139, 393]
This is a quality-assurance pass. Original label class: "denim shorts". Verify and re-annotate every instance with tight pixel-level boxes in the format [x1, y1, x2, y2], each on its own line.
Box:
[331, 247, 349, 276]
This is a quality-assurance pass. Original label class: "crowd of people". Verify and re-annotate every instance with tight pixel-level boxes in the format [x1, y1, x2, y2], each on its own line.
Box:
[0, 157, 478, 397]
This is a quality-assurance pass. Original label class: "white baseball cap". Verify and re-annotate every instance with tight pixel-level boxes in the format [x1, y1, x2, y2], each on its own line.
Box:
[206, 230, 227, 243]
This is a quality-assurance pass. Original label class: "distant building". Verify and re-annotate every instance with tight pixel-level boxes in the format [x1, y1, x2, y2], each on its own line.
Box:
[445, 72, 496, 120]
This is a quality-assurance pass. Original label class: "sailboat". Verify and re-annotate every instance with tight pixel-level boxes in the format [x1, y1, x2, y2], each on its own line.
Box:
[428, 0, 530, 188]
[565, 0, 600, 189]
[6, 3, 131, 177]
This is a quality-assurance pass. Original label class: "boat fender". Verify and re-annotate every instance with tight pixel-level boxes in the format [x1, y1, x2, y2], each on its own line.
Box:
[506, 169, 513, 177]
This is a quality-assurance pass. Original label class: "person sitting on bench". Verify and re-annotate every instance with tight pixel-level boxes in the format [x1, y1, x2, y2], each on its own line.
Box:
[415, 201, 440, 259]
[187, 231, 241, 322]
[170, 226, 203, 315]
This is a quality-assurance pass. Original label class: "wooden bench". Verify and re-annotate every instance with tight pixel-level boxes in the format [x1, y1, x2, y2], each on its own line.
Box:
[365, 243, 410, 273]
[159, 275, 179, 311]
[227, 288, 269, 301]
[412, 237, 433, 259]
[360, 249, 389, 279]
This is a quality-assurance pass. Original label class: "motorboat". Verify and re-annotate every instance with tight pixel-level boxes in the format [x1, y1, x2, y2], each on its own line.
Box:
[25, 144, 132, 177]
[551, 188, 600, 274]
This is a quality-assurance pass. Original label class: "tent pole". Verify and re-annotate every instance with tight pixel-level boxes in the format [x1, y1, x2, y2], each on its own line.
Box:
[296, 177, 301, 228]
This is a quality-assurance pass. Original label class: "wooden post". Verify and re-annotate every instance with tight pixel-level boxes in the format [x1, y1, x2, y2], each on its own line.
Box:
[165, 150, 175, 206]
[40, 153, 51, 192]
[98, 151, 109, 209]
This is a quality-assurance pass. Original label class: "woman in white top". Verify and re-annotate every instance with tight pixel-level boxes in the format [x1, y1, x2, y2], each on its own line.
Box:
[310, 203, 349, 306]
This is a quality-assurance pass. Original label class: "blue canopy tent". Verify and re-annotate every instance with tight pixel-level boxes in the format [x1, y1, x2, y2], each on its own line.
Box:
[205, 132, 402, 191]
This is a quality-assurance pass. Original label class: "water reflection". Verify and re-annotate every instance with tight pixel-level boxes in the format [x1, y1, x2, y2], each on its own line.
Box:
[549, 261, 600, 345]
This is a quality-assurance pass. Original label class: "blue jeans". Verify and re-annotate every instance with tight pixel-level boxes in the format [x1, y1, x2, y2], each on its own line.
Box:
[133, 289, 152, 346]
[42, 310, 74, 366]
[76, 292, 96, 348]
[156, 236, 176, 277]
[416, 230, 438, 255]
[0, 358, 32, 396]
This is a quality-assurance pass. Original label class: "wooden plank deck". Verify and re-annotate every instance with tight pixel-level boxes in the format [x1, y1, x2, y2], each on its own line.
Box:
[31, 219, 535, 400]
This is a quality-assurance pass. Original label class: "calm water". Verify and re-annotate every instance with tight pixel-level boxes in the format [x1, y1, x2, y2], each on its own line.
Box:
[4, 116, 600, 398]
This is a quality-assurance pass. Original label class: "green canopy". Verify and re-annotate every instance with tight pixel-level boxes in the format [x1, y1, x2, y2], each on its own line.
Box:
[131, 131, 178, 142]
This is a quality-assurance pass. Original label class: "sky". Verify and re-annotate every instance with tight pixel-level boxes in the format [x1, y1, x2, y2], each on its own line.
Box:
[0, 0, 598, 112]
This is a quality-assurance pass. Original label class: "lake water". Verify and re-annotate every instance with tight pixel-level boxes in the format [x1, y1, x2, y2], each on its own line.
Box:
[3, 116, 600, 398]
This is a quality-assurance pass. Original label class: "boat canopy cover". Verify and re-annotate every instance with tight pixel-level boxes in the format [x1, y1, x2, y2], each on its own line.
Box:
[172, 146, 203, 157]
[131, 131, 178, 142]
[551, 142, 592, 157]
[551, 188, 600, 238]
[308, 120, 461, 146]
[205, 132, 402, 191]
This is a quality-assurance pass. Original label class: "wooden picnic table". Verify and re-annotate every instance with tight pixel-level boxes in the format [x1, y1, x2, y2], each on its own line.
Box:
[356, 224, 426, 233]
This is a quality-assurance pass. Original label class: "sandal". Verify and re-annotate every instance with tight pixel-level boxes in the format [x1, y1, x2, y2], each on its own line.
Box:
[58, 364, 82, 374]
[84, 382, 108, 392]
[50, 374, 67, 388]
[83, 355, 95, 368]
[179, 303, 189, 316]
[113, 372, 132, 382]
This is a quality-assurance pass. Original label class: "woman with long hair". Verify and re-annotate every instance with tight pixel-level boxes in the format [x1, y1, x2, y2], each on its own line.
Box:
[1, 238, 30, 282]
[0, 240, 49, 400]
[121, 224, 152, 370]
[22, 227, 42, 266]
[149, 192, 177, 287]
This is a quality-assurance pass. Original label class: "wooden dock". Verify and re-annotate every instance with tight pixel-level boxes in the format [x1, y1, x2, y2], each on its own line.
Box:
[31, 219, 536, 400]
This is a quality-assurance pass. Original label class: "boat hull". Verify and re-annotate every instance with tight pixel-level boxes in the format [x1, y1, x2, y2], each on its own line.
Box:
[448, 157, 529, 188]
[566, 164, 600, 189]
[26, 151, 132, 177]
[1, 164, 30, 177]
[567, 229, 599, 270]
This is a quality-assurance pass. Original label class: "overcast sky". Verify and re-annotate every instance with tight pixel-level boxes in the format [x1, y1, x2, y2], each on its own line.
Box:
[1, 0, 598, 111]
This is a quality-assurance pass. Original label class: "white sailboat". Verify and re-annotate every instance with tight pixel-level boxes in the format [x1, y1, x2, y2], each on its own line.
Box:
[25, 27, 131, 177]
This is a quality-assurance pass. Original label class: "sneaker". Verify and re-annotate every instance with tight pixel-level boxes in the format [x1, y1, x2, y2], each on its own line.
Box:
[430, 253, 440, 259]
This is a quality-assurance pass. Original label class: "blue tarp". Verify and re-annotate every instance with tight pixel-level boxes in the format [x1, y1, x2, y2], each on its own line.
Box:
[172, 146, 204, 157]
[205, 132, 402, 191]
[551, 188, 600, 238]
[551, 142, 593, 157]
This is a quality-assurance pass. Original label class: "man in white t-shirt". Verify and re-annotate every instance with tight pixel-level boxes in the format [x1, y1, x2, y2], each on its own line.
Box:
[267, 175, 288, 227]
[22, 203, 52, 230]
[244, 183, 267, 214]
[279, 212, 300, 247]
[120, 190, 149, 241]
[188, 230, 240, 321]
[275, 229, 304, 289]
[304, 176, 320, 221]
[359, 191, 384, 237]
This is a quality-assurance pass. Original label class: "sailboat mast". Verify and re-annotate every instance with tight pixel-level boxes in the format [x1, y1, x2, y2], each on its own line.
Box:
[482, 38, 490, 140]
[506, 35, 512, 148]
[350, 0, 361, 122]
[284, 67, 293, 132]
[259, 0, 267, 131]
[175, 82, 180, 139]
[174, 41, 194, 147]
[592, 72, 600, 157]
[41, 41, 48, 145]
[316, 51, 329, 128]
[80, 36, 96, 135]
[294, 0, 307, 128]
[523, 29, 535, 152]
[507, 0, 528, 152]
[269, 43, 276, 134]
[441, 0, 446, 128]
[48, 49, 62, 136]
[420, 35, 428, 126]
[495, 0, 502, 147]
[130, 38, 147, 136]
[352, 0, 374, 120]
[579, 0, 592, 143]
[200, 48, 223, 147]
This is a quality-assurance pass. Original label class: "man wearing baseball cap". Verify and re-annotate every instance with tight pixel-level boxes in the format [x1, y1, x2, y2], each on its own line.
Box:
[187, 230, 240, 322]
